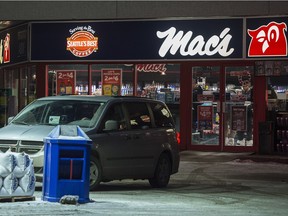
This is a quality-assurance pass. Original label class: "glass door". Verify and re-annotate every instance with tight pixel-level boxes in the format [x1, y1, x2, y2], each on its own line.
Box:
[224, 66, 254, 147]
[191, 66, 220, 146]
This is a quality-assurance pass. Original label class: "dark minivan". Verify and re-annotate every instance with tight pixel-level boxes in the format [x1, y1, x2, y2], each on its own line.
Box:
[0, 95, 180, 190]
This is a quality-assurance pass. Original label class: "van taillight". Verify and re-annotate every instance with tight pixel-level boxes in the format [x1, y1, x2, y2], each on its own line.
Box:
[176, 131, 180, 145]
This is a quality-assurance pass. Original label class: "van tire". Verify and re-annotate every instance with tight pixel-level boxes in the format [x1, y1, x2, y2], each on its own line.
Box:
[90, 155, 102, 191]
[149, 153, 171, 188]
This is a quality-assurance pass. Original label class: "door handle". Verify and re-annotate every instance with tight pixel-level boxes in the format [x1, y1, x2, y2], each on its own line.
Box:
[133, 134, 140, 139]
[122, 134, 132, 140]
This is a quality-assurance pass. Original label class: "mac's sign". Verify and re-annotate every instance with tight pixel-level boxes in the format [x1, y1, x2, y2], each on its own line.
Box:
[157, 27, 234, 58]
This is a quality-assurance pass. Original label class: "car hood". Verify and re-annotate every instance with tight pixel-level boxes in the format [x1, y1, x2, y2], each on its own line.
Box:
[0, 124, 56, 141]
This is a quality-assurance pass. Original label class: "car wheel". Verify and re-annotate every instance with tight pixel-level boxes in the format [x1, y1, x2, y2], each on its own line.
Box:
[90, 155, 102, 191]
[149, 153, 171, 188]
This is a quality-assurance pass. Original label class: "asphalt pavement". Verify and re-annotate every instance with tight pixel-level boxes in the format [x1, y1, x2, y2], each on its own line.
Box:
[0, 150, 287, 216]
[180, 150, 288, 164]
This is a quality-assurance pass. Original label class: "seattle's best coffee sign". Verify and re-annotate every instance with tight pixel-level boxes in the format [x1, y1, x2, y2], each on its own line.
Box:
[29, 17, 288, 61]
[66, 26, 98, 57]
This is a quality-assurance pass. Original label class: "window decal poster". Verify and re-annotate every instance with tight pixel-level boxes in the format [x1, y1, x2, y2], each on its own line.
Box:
[56, 70, 75, 95]
[101, 69, 122, 96]
[231, 105, 247, 131]
[197, 105, 213, 130]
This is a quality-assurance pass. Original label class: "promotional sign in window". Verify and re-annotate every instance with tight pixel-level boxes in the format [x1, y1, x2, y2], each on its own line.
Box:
[197, 105, 213, 130]
[56, 71, 76, 95]
[246, 17, 288, 58]
[101, 69, 122, 96]
[231, 106, 247, 131]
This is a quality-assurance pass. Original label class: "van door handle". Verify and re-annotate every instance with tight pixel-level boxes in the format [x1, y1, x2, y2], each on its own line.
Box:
[133, 134, 140, 139]
[122, 134, 132, 140]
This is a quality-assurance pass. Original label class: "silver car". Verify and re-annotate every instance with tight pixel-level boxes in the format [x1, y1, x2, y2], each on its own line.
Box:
[0, 95, 180, 190]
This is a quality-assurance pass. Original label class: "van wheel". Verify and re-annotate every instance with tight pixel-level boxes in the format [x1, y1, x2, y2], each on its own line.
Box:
[90, 155, 102, 191]
[149, 154, 171, 188]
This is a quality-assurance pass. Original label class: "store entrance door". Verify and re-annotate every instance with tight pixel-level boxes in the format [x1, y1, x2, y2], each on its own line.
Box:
[191, 66, 221, 147]
[189, 62, 255, 151]
[223, 65, 255, 149]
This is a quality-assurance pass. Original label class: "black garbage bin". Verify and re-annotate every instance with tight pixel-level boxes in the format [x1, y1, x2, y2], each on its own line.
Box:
[259, 121, 274, 154]
[42, 125, 92, 203]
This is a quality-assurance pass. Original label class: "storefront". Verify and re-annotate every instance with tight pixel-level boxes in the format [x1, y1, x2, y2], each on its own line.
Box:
[0, 16, 287, 155]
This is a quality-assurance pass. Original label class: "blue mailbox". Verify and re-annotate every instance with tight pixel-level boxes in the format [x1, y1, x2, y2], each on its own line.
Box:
[42, 125, 92, 203]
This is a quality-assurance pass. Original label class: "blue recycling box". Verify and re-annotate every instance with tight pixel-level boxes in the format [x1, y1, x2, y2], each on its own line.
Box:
[42, 125, 92, 203]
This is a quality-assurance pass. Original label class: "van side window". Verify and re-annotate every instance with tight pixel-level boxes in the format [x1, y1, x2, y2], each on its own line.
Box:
[125, 102, 151, 129]
[99, 103, 126, 132]
[150, 102, 174, 128]
[75, 103, 98, 121]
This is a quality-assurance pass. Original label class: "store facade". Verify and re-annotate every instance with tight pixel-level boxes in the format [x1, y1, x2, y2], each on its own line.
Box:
[0, 16, 287, 155]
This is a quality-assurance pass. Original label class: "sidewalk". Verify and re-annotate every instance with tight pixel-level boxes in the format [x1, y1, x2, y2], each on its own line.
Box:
[236, 152, 288, 164]
[179, 150, 288, 164]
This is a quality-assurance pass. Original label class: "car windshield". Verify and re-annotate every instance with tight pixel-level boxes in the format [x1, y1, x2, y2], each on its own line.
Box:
[11, 99, 106, 128]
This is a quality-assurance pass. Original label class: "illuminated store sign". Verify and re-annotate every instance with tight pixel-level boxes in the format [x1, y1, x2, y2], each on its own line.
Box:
[0, 33, 10, 64]
[157, 27, 234, 58]
[136, 64, 167, 73]
[0, 24, 28, 67]
[247, 21, 287, 57]
[67, 26, 98, 57]
[31, 19, 243, 61]
[246, 17, 288, 58]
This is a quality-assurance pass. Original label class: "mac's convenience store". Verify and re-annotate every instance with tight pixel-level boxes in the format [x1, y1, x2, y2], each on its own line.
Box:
[1, 16, 288, 155]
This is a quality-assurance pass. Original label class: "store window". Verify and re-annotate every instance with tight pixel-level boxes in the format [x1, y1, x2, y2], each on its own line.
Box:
[0, 68, 19, 126]
[0, 69, 5, 127]
[256, 60, 288, 154]
[268, 76, 288, 111]
[47, 64, 88, 96]
[27, 66, 37, 104]
[224, 66, 254, 147]
[267, 76, 288, 153]
[46, 63, 180, 132]
[19, 66, 37, 110]
[191, 66, 220, 146]
[75, 66, 89, 95]
[136, 64, 180, 101]
[136, 64, 180, 131]
[19, 67, 28, 110]
[255, 61, 288, 112]
[0, 65, 36, 127]
[91, 64, 134, 96]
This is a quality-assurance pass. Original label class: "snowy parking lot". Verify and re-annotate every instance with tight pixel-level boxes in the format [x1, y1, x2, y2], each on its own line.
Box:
[1, 151, 288, 216]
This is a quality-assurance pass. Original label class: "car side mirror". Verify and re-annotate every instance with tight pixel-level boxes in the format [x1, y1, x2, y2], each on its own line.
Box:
[104, 120, 119, 131]
[7, 116, 14, 124]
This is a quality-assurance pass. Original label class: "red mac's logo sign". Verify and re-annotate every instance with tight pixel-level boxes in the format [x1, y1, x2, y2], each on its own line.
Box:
[248, 21, 287, 57]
